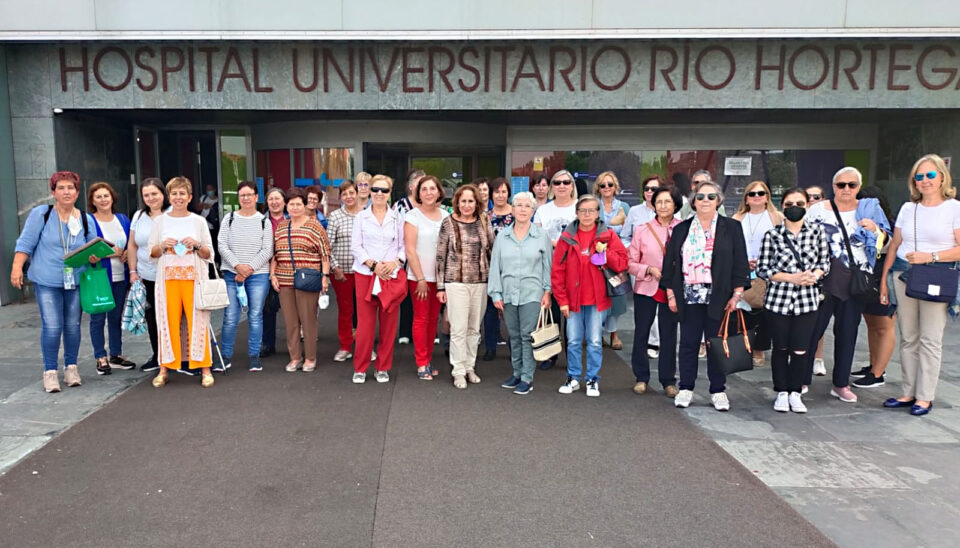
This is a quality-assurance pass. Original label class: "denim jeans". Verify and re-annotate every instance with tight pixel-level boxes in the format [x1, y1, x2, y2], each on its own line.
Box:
[89, 279, 128, 359]
[220, 272, 270, 360]
[35, 284, 82, 371]
[566, 305, 606, 382]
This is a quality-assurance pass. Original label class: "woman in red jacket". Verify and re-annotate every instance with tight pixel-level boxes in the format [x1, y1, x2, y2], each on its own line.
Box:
[552, 194, 629, 397]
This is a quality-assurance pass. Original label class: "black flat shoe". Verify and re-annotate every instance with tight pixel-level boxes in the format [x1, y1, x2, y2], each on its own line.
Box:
[482, 349, 495, 362]
[109, 355, 136, 370]
[259, 346, 275, 358]
[884, 398, 916, 408]
[910, 402, 933, 416]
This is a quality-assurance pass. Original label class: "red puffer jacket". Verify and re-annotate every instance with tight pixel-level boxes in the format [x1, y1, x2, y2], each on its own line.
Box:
[551, 220, 628, 313]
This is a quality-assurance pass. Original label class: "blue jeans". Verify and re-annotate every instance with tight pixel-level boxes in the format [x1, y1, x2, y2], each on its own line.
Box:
[35, 284, 82, 371]
[220, 272, 270, 360]
[566, 305, 606, 382]
[89, 279, 128, 359]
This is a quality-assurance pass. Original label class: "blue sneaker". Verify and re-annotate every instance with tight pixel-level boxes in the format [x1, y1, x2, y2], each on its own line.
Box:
[501, 376, 521, 389]
[513, 381, 533, 395]
[249, 356, 262, 372]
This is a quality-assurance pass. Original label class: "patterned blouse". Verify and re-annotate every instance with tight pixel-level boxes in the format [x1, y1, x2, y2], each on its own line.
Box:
[488, 209, 515, 236]
[273, 217, 331, 288]
[436, 215, 495, 288]
[326, 207, 358, 273]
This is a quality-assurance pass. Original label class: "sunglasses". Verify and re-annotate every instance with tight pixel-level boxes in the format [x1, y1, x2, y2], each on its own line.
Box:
[834, 181, 859, 189]
[597, 183, 616, 189]
[695, 193, 718, 201]
[370, 187, 391, 194]
[644, 185, 659, 192]
[783, 201, 807, 208]
[914, 171, 939, 181]
[552, 179, 573, 186]
[808, 194, 823, 200]
[746, 190, 767, 197]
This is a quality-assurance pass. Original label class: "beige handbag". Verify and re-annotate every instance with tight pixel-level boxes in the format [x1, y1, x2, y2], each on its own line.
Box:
[195, 262, 229, 311]
[531, 305, 563, 361]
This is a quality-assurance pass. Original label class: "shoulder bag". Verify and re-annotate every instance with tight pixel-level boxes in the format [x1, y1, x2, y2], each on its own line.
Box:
[288, 222, 325, 292]
[706, 309, 754, 376]
[598, 230, 630, 297]
[822, 200, 877, 303]
[904, 205, 960, 303]
[195, 259, 229, 310]
[531, 305, 563, 361]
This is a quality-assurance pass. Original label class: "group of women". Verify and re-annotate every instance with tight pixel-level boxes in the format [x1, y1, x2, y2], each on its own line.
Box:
[11, 154, 959, 417]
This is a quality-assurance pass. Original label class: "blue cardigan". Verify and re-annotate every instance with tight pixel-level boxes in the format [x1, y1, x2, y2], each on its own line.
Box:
[93, 213, 132, 283]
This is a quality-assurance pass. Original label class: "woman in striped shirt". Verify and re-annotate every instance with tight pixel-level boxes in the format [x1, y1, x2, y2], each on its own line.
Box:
[270, 187, 331, 373]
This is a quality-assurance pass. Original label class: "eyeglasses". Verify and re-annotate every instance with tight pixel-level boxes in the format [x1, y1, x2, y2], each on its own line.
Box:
[644, 185, 659, 192]
[238, 193, 257, 199]
[783, 201, 807, 208]
[746, 190, 767, 197]
[552, 179, 573, 186]
[577, 207, 599, 213]
[808, 194, 823, 200]
[695, 193, 718, 201]
[370, 187, 391, 194]
[914, 171, 939, 181]
[597, 183, 616, 189]
[654, 200, 674, 207]
[307, 197, 319, 202]
[834, 181, 859, 189]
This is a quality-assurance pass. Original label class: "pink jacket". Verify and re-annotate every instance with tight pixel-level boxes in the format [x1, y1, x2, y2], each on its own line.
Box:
[627, 218, 680, 297]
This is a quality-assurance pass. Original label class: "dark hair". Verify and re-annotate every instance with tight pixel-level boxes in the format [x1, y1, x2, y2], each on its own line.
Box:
[86, 182, 118, 213]
[857, 185, 894, 226]
[780, 187, 809, 207]
[652, 187, 683, 215]
[237, 181, 257, 195]
[339, 180, 357, 194]
[306, 185, 323, 200]
[470, 177, 489, 188]
[488, 177, 511, 199]
[642, 174, 664, 186]
[50, 171, 81, 192]
[531, 173, 550, 187]
[415, 175, 445, 205]
[671, 172, 692, 195]
[286, 187, 307, 205]
[452, 184, 480, 217]
[139, 177, 169, 215]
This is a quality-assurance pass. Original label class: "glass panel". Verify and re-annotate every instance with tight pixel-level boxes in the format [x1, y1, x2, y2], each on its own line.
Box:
[411, 156, 464, 201]
[219, 129, 248, 215]
[137, 129, 157, 179]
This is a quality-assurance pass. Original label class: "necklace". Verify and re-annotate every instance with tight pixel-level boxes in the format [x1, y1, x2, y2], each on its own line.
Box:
[746, 211, 766, 239]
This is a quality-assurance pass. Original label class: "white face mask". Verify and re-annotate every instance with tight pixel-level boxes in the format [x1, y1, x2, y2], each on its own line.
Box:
[67, 214, 82, 236]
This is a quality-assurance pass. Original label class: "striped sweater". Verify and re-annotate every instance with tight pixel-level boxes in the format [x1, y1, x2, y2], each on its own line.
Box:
[218, 211, 274, 275]
[272, 218, 331, 288]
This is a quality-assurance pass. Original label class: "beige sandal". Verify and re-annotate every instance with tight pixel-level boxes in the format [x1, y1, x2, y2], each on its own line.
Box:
[453, 375, 467, 389]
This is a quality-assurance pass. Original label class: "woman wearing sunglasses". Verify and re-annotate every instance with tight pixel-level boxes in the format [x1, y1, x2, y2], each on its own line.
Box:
[756, 188, 830, 413]
[804, 167, 890, 403]
[661, 181, 751, 411]
[732, 181, 782, 367]
[879, 154, 960, 416]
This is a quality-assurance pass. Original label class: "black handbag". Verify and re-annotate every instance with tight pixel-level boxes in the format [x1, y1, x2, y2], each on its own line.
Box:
[706, 309, 754, 376]
[287, 223, 324, 292]
[904, 206, 960, 303]
[601, 265, 630, 297]
[823, 200, 879, 304]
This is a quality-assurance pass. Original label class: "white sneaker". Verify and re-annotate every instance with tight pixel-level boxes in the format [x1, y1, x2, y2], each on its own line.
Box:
[801, 385, 809, 395]
[585, 380, 600, 397]
[674, 389, 693, 408]
[558, 377, 581, 394]
[375, 370, 390, 383]
[352, 372, 366, 384]
[789, 392, 807, 413]
[773, 391, 789, 412]
[647, 347, 659, 359]
[398, 337, 410, 345]
[371, 350, 377, 361]
[333, 350, 353, 362]
[813, 358, 827, 376]
[711, 392, 730, 412]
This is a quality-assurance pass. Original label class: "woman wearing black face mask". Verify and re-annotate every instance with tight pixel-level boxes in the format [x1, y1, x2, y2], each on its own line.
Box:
[756, 188, 830, 413]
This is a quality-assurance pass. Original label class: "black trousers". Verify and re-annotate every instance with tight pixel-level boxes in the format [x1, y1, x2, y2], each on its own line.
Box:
[142, 279, 159, 362]
[398, 294, 413, 340]
[631, 294, 678, 387]
[678, 304, 726, 393]
[743, 309, 771, 351]
[767, 310, 818, 393]
[805, 294, 863, 387]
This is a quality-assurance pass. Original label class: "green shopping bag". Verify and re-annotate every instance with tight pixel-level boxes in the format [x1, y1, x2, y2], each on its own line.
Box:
[79, 263, 115, 315]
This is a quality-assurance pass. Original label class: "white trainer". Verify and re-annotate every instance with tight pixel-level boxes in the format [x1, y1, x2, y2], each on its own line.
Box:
[813, 358, 827, 376]
[333, 350, 352, 362]
[773, 391, 789, 412]
[585, 380, 600, 397]
[711, 392, 730, 412]
[558, 377, 581, 394]
[789, 392, 808, 413]
[352, 372, 366, 384]
[375, 370, 390, 383]
[674, 389, 694, 408]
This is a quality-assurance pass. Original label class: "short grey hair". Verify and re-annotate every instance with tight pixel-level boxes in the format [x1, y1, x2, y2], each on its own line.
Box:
[832, 166, 863, 185]
[691, 181, 724, 206]
[512, 191, 535, 207]
[576, 193, 600, 210]
[692, 169, 713, 183]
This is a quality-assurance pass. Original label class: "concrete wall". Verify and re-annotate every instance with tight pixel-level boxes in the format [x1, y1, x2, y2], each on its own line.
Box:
[54, 114, 137, 215]
[0, 46, 19, 305]
[1, 0, 959, 37]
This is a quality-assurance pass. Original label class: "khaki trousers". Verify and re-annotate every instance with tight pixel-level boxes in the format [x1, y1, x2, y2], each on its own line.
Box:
[894, 277, 948, 401]
[446, 282, 487, 377]
[279, 286, 319, 362]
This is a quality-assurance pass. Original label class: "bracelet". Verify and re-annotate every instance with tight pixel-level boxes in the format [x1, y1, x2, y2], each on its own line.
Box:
[436, 288, 445, 293]
[417, 278, 425, 283]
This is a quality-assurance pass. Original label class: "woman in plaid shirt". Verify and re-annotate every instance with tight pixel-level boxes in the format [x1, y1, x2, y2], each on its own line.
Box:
[756, 188, 830, 413]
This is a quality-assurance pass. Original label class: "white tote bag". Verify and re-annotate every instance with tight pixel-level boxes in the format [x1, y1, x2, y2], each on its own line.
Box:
[531, 305, 562, 361]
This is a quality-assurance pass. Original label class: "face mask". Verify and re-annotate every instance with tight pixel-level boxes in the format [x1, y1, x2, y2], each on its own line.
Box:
[784, 206, 806, 222]
[206, 190, 216, 198]
[237, 284, 248, 309]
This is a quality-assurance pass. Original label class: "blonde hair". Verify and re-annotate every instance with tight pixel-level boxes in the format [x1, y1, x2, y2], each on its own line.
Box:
[355, 171, 372, 184]
[908, 153, 955, 202]
[593, 171, 620, 195]
[166, 176, 192, 196]
[370, 174, 394, 190]
[548, 170, 578, 200]
[735, 180, 780, 219]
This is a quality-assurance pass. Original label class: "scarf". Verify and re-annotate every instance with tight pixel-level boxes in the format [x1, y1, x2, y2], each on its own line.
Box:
[682, 214, 717, 285]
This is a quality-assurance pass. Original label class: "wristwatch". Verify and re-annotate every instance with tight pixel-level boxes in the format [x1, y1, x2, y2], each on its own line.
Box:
[932, 251, 940, 263]
[369, 260, 378, 270]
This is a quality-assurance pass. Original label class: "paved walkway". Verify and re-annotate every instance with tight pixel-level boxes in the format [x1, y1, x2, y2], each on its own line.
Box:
[0, 299, 957, 546]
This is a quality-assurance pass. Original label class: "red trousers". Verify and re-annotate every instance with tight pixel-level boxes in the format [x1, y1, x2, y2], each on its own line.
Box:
[353, 273, 400, 373]
[331, 273, 356, 352]
[409, 280, 442, 367]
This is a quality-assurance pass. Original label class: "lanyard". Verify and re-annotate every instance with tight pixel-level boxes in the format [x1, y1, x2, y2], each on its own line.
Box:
[58, 211, 76, 255]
